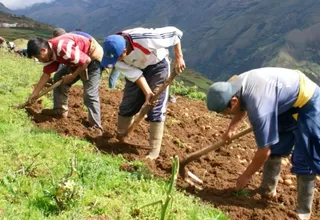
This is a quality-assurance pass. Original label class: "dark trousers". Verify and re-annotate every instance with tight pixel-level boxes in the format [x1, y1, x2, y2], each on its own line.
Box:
[119, 57, 170, 122]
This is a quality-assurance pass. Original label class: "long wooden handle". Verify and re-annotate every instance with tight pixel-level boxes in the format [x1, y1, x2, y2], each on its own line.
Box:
[13, 79, 63, 109]
[181, 127, 253, 166]
[124, 71, 178, 137]
[35, 79, 63, 100]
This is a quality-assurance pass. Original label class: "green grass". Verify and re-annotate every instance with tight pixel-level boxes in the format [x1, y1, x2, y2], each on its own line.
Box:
[176, 68, 213, 93]
[233, 189, 250, 198]
[0, 50, 227, 219]
[170, 80, 207, 100]
[0, 27, 53, 41]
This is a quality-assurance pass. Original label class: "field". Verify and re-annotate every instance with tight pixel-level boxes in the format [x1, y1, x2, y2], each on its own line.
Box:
[0, 50, 226, 219]
[1, 50, 320, 219]
[0, 11, 53, 41]
[175, 68, 213, 93]
[0, 27, 52, 40]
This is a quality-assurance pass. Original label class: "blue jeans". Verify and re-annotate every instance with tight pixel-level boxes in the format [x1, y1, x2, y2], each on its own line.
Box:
[272, 88, 320, 175]
[109, 68, 120, 89]
[291, 87, 320, 175]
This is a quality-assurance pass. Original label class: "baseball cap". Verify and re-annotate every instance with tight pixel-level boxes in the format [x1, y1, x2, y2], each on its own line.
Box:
[206, 78, 242, 113]
[101, 35, 126, 68]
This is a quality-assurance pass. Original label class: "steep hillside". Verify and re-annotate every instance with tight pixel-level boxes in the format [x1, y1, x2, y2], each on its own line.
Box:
[0, 10, 54, 41]
[13, 0, 320, 81]
[0, 2, 11, 13]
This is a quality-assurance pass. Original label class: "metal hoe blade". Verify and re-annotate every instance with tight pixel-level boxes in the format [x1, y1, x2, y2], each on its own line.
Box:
[180, 127, 253, 188]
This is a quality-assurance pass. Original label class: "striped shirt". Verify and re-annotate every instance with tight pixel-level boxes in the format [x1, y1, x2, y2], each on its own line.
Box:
[115, 26, 183, 82]
[43, 33, 91, 74]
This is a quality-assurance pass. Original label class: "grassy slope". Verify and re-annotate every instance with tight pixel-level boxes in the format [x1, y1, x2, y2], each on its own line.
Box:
[176, 68, 213, 93]
[1, 28, 212, 92]
[0, 50, 226, 219]
[0, 11, 53, 41]
[0, 27, 52, 41]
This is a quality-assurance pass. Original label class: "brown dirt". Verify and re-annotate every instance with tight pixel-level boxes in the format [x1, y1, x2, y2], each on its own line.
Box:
[25, 85, 320, 220]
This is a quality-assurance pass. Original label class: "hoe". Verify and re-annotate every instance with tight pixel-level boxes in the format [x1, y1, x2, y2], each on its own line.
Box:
[179, 127, 253, 189]
[12, 79, 63, 109]
[121, 70, 180, 138]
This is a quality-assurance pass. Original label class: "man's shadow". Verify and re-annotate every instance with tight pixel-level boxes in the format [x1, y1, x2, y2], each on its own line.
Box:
[185, 185, 269, 209]
[25, 107, 55, 123]
[89, 130, 149, 156]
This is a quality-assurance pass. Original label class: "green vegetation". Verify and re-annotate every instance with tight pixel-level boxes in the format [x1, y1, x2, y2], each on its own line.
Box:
[175, 68, 213, 93]
[0, 27, 52, 41]
[0, 11, 53, 41]
[170, 80, 207, 101]
[138, 156, 180, 220]
[0, 50, 226, 219]
[268, 50, 320, 84]
[233, 189, 250, 198]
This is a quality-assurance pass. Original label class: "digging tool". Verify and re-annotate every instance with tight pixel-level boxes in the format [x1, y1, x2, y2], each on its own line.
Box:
[180, 126, 253, 188]
[12, 79, 63, 109]
[121, 70, 179, 138]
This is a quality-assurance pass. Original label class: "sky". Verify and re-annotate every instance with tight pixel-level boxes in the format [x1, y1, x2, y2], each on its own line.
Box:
[1, 0, 55, 10]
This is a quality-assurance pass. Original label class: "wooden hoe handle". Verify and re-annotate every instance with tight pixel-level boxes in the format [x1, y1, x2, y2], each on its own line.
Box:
[181, 127, 253, 166]
[124, 71, 178, 137]
[13, 79, 63, 109]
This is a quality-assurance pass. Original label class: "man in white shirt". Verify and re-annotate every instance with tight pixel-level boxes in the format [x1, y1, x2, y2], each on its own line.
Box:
[101, 26, 185, 160]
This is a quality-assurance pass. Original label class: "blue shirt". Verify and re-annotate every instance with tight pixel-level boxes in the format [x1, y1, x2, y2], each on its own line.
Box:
[238, 67, 300, 147]
[71, 31, 93, 39]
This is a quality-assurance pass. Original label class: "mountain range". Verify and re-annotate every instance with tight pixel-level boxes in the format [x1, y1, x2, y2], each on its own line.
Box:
[3, 0, 320, 82]
[0, 2, 11, 14]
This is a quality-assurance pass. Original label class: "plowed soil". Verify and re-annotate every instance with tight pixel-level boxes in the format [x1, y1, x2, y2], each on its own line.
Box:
[25, 85, 320, 220]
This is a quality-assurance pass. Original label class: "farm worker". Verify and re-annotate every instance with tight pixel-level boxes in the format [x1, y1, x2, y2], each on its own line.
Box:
[0, 37, 4, 45]
[26, 32, 104, 134]
[53, 28, 121, 89]
[206, 67, 319, 220]
[7, 41, 15, 52]
[101, 26, 185, 160]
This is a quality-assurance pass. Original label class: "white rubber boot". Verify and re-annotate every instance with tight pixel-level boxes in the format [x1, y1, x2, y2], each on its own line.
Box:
[146, 122, 164, 160]
[117, 115, 134, 142]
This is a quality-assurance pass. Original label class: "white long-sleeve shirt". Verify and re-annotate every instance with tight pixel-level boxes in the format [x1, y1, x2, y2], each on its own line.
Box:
[115, 26, 183, 82]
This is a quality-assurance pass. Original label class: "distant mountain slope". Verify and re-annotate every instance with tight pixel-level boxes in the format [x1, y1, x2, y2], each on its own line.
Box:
[13, 0, 320, 81]
[0, 2, 11, 13]
[0, 10, 54, 41]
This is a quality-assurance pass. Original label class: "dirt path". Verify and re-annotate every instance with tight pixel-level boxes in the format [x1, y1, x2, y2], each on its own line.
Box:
[25, 85, 320, 220]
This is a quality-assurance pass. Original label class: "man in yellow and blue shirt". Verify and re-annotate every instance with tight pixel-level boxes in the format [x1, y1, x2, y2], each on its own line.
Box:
[206, 67, 319, 220]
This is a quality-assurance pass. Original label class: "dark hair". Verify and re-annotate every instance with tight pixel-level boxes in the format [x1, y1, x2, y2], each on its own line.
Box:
[227, 100, 232, 108]
[53, 28, 66, 37]
[27, 37, 49, 58]
[227, 91, 241, 109]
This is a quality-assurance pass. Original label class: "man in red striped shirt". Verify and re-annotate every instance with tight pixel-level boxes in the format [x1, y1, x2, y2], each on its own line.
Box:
[26, 33, 104, 133]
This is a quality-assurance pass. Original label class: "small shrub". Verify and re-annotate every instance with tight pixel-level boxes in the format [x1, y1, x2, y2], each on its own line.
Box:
[170, 80, 206, 101]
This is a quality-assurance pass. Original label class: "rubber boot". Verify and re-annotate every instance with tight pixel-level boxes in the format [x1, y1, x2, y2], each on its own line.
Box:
[146, 122, 164, 160]
[117, 115, 134, 142]
[296, 175, 315, 220]
[258, 155, 281, 197]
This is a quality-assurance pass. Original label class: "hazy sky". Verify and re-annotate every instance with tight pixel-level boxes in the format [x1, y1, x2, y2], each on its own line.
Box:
[1, 0, 55, 9]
